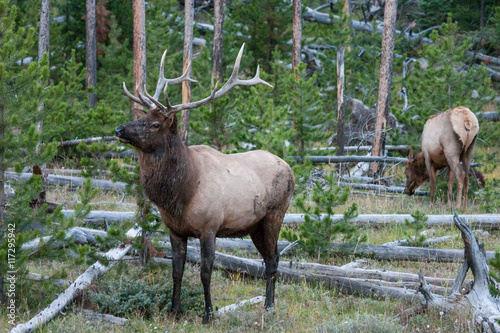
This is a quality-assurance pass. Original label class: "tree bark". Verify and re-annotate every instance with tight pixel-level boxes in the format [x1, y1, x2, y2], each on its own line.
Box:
[336, 46, 345, 157]
[34, 0, 51, 205]
[211, 0, 226, 86]
[292, 0, 302, 70]
[86, 0, 97, 108]
[370, 0, 397, 175]
[132, 0, 146, 119]
[180, 0, 194, 144]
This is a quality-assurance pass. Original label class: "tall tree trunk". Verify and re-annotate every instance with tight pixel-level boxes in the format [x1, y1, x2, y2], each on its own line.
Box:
[34, 0, 50, 201]
[292, 0, 302, 71]
[343, 0, 351, 52]
[211, 0, 226, 86]
[336, 46, 345, 157]
[479, 0, 485, 28]
[180, 0, 194, 145]
[370, 0, 397, 175]
[86, 0, 97, 108]
[132, 0, 146, 120]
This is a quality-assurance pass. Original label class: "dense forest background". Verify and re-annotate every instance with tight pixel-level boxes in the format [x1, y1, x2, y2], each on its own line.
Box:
[5, 0, 500, 156]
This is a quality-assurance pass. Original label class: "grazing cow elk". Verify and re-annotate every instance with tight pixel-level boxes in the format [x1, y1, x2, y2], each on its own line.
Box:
[404, 106, 479, 209]
[115, 45, 295, 323]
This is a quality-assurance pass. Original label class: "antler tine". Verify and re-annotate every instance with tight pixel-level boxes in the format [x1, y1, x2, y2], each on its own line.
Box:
[162, 43, 273, 114]
[153, 50, 198, 100]
[123, 82, 148, 107]
[143, 84, 167, 111]
[137, 91, 156, 109]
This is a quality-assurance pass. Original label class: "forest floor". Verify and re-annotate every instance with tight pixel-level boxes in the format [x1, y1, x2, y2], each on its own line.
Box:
[1, 148, 499, 332]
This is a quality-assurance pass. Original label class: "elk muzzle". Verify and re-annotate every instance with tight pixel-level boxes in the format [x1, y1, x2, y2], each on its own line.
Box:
[115, 124, 130, 143]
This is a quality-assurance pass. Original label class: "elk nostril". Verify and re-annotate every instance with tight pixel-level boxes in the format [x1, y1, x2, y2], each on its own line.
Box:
[115, 126, 125, 137]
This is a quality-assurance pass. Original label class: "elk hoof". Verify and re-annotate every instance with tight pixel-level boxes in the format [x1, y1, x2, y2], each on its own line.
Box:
[202, 312, 213, 324]
[170, 309, 182, 321]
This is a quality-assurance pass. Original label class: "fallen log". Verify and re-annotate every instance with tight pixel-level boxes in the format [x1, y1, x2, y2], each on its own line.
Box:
[181, 245, 423, 302]
[383, 235, 455, 247]
[21, 227, 108, 251]
[9, 227, 141, 333]
[283, 214, 500, 228]
[328, 242, 495, 262]
[215, 296, 265, 316]
[310, 145, 410, 152]
[58, 136, 117, 148]
[5, 172, 128, 191]
[476, 111, 499, 122]
[292, 155, 408, 164]
[66, 210, 500, 229]
[61, 210, 135, 223]
[466, 51, 500, 67]
[417, 213, 500, 332]
[80, 309, 128, 326]
[302, 6, 433, 44]
[337, 181, 429, 196]
[283, 261, 460, 288]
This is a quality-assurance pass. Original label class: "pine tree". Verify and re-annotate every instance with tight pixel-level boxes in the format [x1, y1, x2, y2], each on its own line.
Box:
[395, 15, 495, 146]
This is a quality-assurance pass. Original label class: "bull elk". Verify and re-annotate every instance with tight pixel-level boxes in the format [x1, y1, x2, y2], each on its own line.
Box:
[404, 106, 479, 210]
[115, 44, 295, 323]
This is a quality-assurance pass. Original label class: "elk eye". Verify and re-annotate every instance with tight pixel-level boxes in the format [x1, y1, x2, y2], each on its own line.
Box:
[151, 123, 160, 129]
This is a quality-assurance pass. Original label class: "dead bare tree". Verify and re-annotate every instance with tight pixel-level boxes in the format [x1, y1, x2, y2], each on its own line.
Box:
[211, 0, 226, 85]
[418, 213, 500, 332]
[370, 0, 397, 175]
[336, 46, 345, 158]
[32, 0, 51, 209]
[132, 0, 146, 119]
[292, 0, 302, 70]
[180, 0, 194, 145]
[86, 0, 97, 108]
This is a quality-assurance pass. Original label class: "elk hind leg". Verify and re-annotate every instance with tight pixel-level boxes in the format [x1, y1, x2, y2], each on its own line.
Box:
[250, 213, 282, 310]
[170, 231, 187, 318]
[461, 135, 477, 210]
[199, 234, 216, 324]
[447, 168, 455, 206]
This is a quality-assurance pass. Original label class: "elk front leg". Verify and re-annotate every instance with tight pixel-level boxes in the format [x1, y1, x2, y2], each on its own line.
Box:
[200, 235, 216, 324]
[424, 155, 436, 203]
[170, 231, 187, 318]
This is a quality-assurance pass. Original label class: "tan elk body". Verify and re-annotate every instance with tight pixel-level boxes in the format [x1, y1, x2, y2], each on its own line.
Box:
[405, 106, 479, 209]
[115, 45, 295, 323]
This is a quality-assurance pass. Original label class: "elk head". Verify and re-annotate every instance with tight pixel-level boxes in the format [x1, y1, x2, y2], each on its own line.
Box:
[115, 44, 272, 152]
[404, 150, 429, 195]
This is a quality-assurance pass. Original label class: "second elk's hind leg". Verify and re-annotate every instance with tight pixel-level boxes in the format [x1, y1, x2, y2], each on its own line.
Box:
[444, 140, 466, 210]
[461, 135, 477, 211]
[199, 234, 216, 324]
[170, 231, 187, 319]
[250, 213, 283, 310]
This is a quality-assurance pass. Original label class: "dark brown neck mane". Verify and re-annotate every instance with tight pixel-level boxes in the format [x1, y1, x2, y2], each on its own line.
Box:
[138, 134, 196, 216]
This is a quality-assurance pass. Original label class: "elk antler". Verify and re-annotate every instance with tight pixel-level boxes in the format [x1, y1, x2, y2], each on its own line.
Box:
[123, 44, 273, 115]
[122, 49, 197, 111]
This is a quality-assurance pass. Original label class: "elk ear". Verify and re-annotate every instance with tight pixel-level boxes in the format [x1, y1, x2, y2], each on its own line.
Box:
[133, 108, 148, 119]
[166, 112, 178, 129]
[407, 147, 414, 160]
